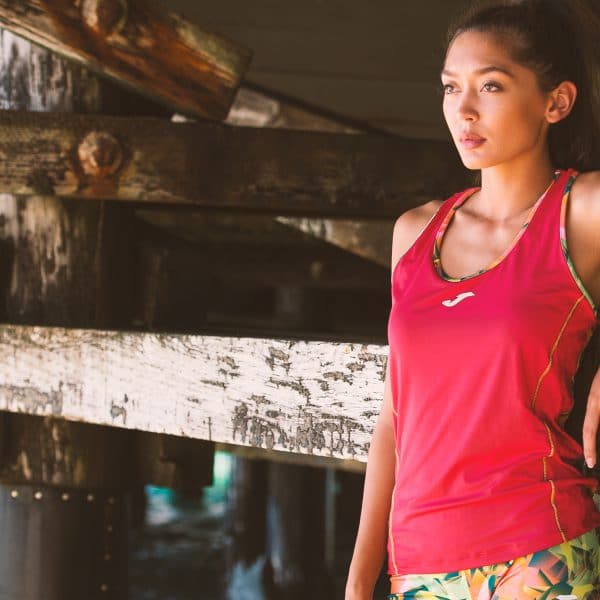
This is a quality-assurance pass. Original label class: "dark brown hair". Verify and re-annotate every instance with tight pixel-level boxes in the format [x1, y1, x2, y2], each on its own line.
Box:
[442, 0, 600, 172]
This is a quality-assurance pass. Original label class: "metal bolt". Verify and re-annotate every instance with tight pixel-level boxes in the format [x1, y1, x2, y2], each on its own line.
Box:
[80, 0, 127, 36]
[100, 583, 109, 592]
[61, 492, 70, 501]
[77, 131, 123, 178]
[34, 491, 43, 500]
[87, 493, 95, 502]
[10, 489, 18, 498]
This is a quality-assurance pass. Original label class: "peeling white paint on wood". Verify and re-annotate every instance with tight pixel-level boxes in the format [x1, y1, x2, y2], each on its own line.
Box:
[0, 325, 387, 462]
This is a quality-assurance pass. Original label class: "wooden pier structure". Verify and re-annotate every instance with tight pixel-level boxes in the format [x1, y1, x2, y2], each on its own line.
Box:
[0, 1, 597, 598]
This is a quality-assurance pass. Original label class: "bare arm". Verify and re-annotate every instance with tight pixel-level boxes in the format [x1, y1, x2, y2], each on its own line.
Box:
[345, 202, 441, 599]
[344, 362, 396, 599]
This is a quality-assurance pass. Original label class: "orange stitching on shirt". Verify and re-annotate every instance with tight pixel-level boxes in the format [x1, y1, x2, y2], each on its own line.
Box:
[530, 295, 584, 410]
[543, 421, 568, 542]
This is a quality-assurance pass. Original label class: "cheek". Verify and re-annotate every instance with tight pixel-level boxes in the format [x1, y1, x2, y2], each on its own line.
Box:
[487, 99, 541, 138]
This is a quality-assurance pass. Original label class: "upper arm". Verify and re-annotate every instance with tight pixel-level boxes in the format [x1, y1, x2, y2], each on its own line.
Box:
[576, 171, 600, 272]
[565, 171, 600, 306]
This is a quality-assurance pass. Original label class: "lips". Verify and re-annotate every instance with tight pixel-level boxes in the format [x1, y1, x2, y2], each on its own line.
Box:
[460, 133, 485, 142]
[460, 133, 486, 148]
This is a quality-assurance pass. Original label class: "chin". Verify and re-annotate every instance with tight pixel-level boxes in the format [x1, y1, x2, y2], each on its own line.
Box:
[459, 156, 487, 171]
[457, 151, 501, 172]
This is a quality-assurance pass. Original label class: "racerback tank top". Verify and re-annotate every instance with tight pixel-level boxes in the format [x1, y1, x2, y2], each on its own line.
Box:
[386, 167, 600, 576]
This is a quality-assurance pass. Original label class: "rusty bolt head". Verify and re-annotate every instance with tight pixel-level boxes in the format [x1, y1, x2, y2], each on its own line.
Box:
[81, 0, 127, 36]
[77, 131, 123, 178]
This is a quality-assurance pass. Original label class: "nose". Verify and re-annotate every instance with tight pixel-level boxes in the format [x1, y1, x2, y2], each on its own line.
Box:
[454, 87, 479, 122]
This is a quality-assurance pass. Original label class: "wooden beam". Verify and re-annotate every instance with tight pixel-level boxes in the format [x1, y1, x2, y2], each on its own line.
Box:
[276, 217, 392, 267]
[172, 90, 395, 267]
[0, 1, 252, 120]
[173, 89, 396, 267]
[218, 442, 365, 474]
[0, 109, 469, 217]
[136, 205, 394, 268]
[132, 234, 388, 290]
[222, 86, 364, 134]
[0, 324, 386, 463]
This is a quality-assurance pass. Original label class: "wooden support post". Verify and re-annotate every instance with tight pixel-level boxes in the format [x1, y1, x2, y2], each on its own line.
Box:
[225, 457, 269, 598]
[132, 234, 216, 508]
[262, 285, 330, 598]
[265, 462, 329, 599]
[0, 28, 135, 599]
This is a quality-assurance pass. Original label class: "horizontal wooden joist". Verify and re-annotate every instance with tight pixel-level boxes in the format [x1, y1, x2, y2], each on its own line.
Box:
[0, 109, 468, 217]
[0, 323, 387, 464]
[0, 1, 251, 120]
[135, 209, 393, 270]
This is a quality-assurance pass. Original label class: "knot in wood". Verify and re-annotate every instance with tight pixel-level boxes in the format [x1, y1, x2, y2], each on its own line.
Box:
[80, 0, 128, 36]
[78, 131, 123, 178]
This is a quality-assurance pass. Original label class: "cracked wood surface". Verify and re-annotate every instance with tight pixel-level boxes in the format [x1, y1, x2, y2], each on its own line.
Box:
[0, 0, 251, 120]
[0, 324, 387, 463]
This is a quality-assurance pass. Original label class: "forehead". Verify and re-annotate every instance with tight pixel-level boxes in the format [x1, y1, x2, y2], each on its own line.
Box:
[443, 30, 520, 75]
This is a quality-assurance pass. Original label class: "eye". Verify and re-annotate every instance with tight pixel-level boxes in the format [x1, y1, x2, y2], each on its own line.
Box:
[440, 83, 455, 95]
[482, 81, 502, 92]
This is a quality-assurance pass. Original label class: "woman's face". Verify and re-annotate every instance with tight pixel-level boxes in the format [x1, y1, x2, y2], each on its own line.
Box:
[441, 30, 551, 170]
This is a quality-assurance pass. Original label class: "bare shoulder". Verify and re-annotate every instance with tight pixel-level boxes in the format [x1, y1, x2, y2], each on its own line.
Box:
[569, 170, 600, 234]
[569, 169, 600, 269]
[571, 169, 600, 209]
[391, 199, 444, 271]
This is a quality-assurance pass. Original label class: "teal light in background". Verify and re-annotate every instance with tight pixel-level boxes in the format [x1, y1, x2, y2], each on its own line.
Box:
[145, 450, 233, 524]
[203, 450, 232, 506]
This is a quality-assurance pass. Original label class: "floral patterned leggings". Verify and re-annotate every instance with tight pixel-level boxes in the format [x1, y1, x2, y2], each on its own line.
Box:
[388, 527, 600, 600]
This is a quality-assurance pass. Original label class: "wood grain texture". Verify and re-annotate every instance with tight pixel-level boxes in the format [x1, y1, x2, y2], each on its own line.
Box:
[0, 27, 138, 493]
[0, 108, 468, 217]
[0, 0, 252, 120]
[0, 324, 387, 463]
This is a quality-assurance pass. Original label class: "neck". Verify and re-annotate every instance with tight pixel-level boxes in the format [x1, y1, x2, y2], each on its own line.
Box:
[474, 156, 557, 222]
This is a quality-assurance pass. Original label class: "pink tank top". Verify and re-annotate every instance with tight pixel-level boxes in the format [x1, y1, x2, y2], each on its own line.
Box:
[386, 167, 600, 575]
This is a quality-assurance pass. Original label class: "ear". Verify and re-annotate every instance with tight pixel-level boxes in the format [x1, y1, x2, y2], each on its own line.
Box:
[546, 80, 577, 124]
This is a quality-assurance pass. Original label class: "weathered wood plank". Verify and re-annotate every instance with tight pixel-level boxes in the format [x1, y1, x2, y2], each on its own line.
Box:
[276, 217, 392, 267]
[0, 109, 469, 217]
[0, 0, 252, 120]
[0, 324, 386, 463]
[217, 442, 365, 473]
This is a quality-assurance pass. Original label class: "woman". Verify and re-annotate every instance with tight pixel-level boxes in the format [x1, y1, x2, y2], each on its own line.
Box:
[345, 1, 600, 598]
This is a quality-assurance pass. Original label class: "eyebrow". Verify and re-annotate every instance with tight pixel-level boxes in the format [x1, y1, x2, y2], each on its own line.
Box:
[440, 65, 516, 79]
